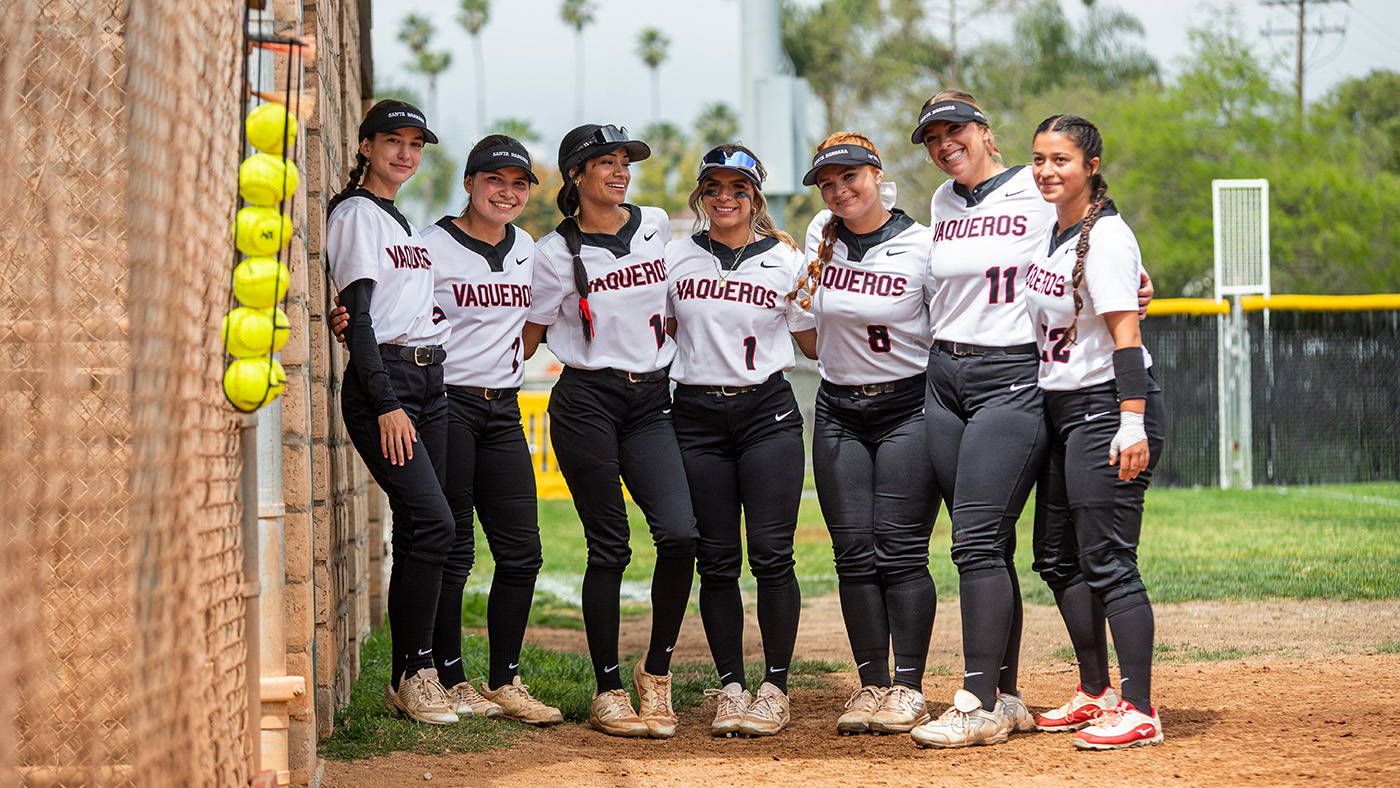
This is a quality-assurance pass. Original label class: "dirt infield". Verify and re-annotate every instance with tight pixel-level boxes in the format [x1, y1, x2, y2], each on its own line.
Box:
[322, 599, 1400, 788]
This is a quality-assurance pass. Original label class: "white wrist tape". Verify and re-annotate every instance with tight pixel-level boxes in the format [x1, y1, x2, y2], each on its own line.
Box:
[1109, 411, 1147, 461]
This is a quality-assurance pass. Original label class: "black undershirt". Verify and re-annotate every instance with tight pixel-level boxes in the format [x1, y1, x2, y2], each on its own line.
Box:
[339, 278, 401, 415]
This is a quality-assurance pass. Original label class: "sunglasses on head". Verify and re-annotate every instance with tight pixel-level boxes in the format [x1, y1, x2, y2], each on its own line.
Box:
[701, 149, 758, 170]
[568, 124, 630, 158]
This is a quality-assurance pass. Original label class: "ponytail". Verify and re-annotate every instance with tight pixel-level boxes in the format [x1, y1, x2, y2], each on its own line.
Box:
[786, 214, 841, 310]
[327, 151, 368, 217]
[558, 214, 594, 342]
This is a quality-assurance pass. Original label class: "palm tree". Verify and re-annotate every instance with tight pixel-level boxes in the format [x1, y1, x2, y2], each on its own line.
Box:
[487, 117, 543, 144]
[457, 0, 491, 137]
[694, 102, 738, 149]
[560, 0, 596, 122]
[398, 13, 452, 120]
[636, 27, 670, 122]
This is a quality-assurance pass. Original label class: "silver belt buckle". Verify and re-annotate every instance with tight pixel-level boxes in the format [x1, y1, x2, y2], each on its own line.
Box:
[951, 342, 982, 356]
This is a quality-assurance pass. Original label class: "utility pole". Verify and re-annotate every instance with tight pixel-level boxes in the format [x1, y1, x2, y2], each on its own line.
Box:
[1260, 0, 1349, 119]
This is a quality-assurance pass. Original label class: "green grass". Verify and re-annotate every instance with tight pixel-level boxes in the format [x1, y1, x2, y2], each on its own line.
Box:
[461, 482, 1400, 608]
[1048, 641, 1276, 664]
[1377, 641, 1400, 654]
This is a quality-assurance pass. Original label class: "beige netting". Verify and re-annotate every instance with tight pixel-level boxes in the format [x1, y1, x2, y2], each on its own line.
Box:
[1, 1, 250, 786]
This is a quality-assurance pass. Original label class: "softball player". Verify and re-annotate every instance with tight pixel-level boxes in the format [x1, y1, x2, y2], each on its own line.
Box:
[665, 145, 816, 737]
[905, 91, 1049, 748]
[789, 133, 939, 737]
[521, 124, 698, 739]
[325, 100, 458, 725]
[1024, 114, 1164, 750]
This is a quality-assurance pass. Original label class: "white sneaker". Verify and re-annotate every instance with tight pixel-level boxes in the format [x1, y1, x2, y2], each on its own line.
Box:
[446, 680, 503, 718]
[705, 682, 751, 737]
[739, 682, 790, 737]
[1036, 684, 1120, 732]
[837, 685, 886, 735]
[996, 691, 1036, 733]
[910, 689, 1010, 749]
[869, 686, 929, 734]
[1074, 700, 1164, 750]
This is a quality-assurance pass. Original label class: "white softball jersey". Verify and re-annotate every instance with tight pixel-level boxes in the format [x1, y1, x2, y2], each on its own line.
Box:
[802, 209, 933, 386]
[666, 234, 816, 386]
[926, 165, 1055, 346]
[528, 204, 676, 373]
[421, 218, 534, 389]
[1023, 210, 1153, 391]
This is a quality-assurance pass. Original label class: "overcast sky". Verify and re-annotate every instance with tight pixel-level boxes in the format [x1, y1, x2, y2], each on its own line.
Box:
[369, 0, 1399, 160]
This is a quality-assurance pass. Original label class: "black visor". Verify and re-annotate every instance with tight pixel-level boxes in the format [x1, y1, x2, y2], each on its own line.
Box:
[464, 143, 539, 184]
[801, 145, 882, 187]
[359, 102, 439, 145]
[561, 124, 651, 173]
[910, 100, 988, 144]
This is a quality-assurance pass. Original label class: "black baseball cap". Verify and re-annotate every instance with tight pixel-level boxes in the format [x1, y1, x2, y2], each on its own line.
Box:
[801, 145, 883, 187]
[910, 100, 988, 144]
[560, 124, 651, 174]
[359, 102, 439, 145]
[464, 141, 539, 184]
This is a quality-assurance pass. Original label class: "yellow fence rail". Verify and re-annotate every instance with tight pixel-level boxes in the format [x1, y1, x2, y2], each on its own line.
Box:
[1149, 294, 1400, 316]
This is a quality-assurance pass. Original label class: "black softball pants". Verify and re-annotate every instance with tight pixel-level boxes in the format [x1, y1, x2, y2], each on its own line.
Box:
[673, 373, 804, 691]
[435, 388, 542, 689]
[924, 346, 1047, 707]
[342, 357, 452, 683]
[547, 366, 698, 689]
[813, 377, 940, 689]
[1035, 380, 1165, 710]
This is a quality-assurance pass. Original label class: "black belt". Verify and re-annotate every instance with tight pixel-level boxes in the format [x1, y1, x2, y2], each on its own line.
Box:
[567, 365, 669, 383]
[451, 385, 518, 400]
[380, 344, 447, 366]
[676, 372, 781, 397]
[934, 340, 1037, 357]
[821, 373, 922, 398]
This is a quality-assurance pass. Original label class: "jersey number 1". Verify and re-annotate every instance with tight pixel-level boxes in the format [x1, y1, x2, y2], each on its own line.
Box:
[649, 314, 665, 348]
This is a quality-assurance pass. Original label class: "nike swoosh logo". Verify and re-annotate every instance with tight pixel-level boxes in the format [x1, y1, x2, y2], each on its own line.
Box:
[759, 260, 782, 268]
[895, 666, 919, 672]
[444, 658, 461, 667]
[776, 409, 794, 421]
[418, 648, 432, 656]
[644, 231, 657, 241]
[856, 661, 872, 669]
[515, 257, 528, 266]
[1004, 189, 1028, 197]
[720, 672, 733, 681]
[665, 646, 675, 653]
[604, 665, 619, 674]
[963, 671, 983, 678]
[1085, 411, 1114, 421]
[662, 409, 671, 414]
[508, 662, 519, 670]
[885, 249, 908, 256]
[769, 667, 787, 673]
[1010, 382, 1037, 391]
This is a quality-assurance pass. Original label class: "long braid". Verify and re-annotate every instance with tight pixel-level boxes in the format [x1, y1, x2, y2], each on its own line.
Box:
[787, 214, 841, 310]
[1066, 176, 1109, 345]
[326, 152, 368, 217]
[554, 135, 593, 340]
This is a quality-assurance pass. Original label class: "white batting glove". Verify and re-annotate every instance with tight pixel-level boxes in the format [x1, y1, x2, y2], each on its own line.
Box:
[1109, 411, 1147, 463]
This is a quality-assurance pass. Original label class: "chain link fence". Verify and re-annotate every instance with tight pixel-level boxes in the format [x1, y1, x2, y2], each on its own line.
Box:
[1, 1, 249, 786]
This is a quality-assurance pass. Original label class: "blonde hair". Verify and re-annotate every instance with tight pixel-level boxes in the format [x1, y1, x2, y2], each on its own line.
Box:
[687, 143, 796, 250]
[787, 132, 881, 309]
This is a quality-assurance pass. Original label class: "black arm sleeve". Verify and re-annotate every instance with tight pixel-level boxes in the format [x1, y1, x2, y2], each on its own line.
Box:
[339, 278, 402, 416]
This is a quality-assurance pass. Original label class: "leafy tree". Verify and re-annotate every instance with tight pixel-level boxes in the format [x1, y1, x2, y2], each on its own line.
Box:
[1324, 69, 1400, 173]
[637, 27, 670, 122]
[457, 0, 491, 137]
[560, 0, 597, 123]
[781, 0, 882, 134]
[630, 122, 690, 216]
[488, 117, 543, 145]
[514, 163, 565, 242]
[694, 102, 738, 150]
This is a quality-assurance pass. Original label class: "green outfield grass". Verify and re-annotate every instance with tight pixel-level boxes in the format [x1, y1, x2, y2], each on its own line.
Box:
[466, 482, 1400, 610]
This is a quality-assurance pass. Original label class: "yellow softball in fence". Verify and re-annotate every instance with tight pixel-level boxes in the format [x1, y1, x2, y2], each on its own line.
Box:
[222, 305, 290, 358]
[246, 102, 298, 155]
[233, 206, 293, 256]
[233, 256, 290, 309]
[239, 153, 300, 207]
[223, 355, 287, 412]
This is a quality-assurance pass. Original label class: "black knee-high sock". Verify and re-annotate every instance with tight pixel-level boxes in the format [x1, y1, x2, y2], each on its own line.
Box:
[699, 576, 746, 690]
[1053, 581, 1110, 695]
[487, 571, 536, 689]
[958, 566, 1011, 708]
[583, 566, 624, 691]
[644, 555, 695, 676]
[434, 582, 467, 687]
[1000, 562, 1024, 695]
[839, 576, 891, 687]
[1105, 591, 1154, 710]
[885, 567, 937, 691]
[390, 556, 444, 688]
[756, 573, 801, 694]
